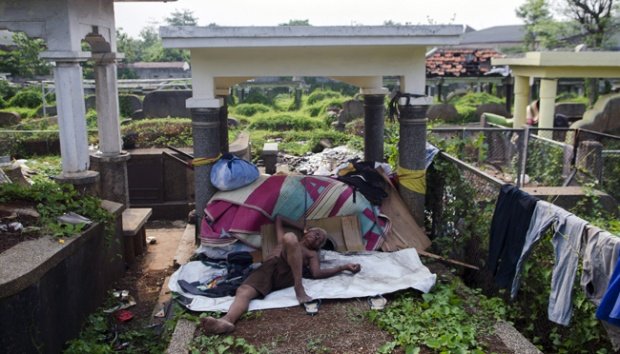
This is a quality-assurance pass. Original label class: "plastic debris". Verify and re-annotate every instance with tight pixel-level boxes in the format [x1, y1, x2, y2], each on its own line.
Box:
[146, 236, 157, 244]
[57, 212, 92, 225]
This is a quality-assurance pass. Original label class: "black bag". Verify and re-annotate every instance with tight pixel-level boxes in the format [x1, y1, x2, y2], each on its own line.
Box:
[337, 160, 388, 205]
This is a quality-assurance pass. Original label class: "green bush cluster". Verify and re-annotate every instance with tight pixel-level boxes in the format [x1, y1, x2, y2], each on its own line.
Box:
[232, 103, 271, 117]
[121, 118, 192, 148]
[7, 89, 43, 108]
[248, 112, 326, 131]
[306, 89, 343, 105]
[304, 97, 346, 118]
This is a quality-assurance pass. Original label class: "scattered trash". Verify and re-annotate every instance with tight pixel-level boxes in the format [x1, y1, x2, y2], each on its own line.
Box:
[281, 146, 362, 176]
[57, 212, 92, 225]
[154, 308, 165, 318]
[146, 236, 157, 244]
[114, 309, 134, 322]
[104, 290, 137, 313]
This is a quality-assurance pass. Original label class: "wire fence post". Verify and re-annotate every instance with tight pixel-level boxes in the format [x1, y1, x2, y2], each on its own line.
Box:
[517, 127, 530, 188]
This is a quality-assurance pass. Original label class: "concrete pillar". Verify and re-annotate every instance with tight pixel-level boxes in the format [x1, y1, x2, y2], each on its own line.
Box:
[513, 75, 530, 128]
[90, 153, 130, 207]
[53, 60, 91, 174]
[398, 102, 428, 226]
[539, 78, 558, 139]
[216, 89, 229, 154]
[190, 107, 221, 230]
[93, 53, 123, 156]
[363, 94, 386, 162]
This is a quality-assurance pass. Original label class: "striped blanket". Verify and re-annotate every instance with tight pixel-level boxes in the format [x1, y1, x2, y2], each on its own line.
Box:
[200, 175, 389, 251]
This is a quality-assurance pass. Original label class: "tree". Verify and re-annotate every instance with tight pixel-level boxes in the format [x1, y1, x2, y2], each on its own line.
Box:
[165, 9, 198, 26]
[0, 32, 50, 79]
[116, 28, 141, 63]
[516, 0, 566, 50]
[563, 0, 617, 47]
[278, 19, 311, 26]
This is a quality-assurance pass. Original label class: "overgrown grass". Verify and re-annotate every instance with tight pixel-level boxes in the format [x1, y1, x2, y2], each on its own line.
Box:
[369, 278, 507, 353]
[248, 112, 326, 131]
[121, 118, 193, 148]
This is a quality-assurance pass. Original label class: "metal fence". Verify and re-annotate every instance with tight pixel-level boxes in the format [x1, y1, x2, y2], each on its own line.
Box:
[428, 126, 620, 199]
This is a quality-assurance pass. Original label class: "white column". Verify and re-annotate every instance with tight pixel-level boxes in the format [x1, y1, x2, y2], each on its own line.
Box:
[539, 78, 558, 130]
[513, 75, 530, 128]
[54, 60, 90, 174]
[93, 53, 122, 156]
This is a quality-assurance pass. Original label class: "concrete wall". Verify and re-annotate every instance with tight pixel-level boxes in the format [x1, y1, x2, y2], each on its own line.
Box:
[0, 202, 124, 353]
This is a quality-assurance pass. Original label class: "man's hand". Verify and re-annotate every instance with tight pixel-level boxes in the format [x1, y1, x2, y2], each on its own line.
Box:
[342, 263, 361, 274]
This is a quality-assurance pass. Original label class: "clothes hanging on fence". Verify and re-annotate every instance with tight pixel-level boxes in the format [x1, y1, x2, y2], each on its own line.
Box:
[582, 226, 620, 350]
[508, 200, 588, 325]
[596, 254, 620, 326]
[486, 184, 538, 289]
[581, 226, 620, 306]
[548, 213, 587, 326]
[510, 200, 556, 299]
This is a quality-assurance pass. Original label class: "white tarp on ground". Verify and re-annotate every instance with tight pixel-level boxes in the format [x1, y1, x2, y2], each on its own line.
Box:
[169, 248, 437, 312]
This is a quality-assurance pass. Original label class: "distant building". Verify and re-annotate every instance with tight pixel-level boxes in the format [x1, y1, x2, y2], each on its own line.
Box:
[118, 61, 191, 79]
[460, 25, 525, 49]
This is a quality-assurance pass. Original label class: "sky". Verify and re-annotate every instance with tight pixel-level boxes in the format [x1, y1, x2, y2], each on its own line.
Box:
[114, 0, 528, 38]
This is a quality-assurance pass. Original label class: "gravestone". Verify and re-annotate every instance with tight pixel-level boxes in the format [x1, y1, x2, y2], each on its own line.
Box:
[555, 102, 586, 121]
[36, 105, 57, 117]
[85, 95, 97, 111]
[426, 103, 459, 122]
[571, 94, 620, 136]
[338, 99, 364, 123]
[142, 90, 192, 118]
[476, 103, 510, 120]
[119, 94, 143, 117]
[0, 111, 20, 127]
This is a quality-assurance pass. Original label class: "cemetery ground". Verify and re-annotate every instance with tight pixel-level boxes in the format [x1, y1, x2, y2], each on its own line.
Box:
[69, 222, 517, 354]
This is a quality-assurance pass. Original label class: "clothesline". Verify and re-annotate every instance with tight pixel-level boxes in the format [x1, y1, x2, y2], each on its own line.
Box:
[487, 184, 620, 349]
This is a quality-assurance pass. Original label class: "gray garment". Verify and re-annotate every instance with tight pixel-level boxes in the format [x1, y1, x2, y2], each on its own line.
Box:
[580, 225, 620, 306]
[509, 201, 587, 326]
[511, 201, 556, 299]
[548, 212, 587, 326]
[581, 226, 620, 351]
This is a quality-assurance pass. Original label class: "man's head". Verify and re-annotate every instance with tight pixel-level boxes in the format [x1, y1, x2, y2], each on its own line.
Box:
[302, 227, 327, 251]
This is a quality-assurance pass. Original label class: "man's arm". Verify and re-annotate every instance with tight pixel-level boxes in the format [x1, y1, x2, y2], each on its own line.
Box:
[306, 250, 361, 279]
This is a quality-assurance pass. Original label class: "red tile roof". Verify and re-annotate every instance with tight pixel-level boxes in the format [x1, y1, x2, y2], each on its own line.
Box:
[426, 48, 504, 77]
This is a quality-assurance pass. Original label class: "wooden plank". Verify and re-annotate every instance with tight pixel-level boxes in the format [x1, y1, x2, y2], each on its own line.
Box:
[379, 172, 432, 252]
[341, 215, 364, 251]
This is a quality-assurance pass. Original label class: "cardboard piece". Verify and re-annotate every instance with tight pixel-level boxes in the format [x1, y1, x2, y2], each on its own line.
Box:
[260, 215, 364, 261]
[379, 173, 432, 252]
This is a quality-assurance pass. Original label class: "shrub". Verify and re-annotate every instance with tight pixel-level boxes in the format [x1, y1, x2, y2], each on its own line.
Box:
[0, 80, 18, 100]
[232, 103, 271, 117]
[8, 89, 43, 108]
[248, 112, 326, 131]
[451, 92, 504, 123]
[306, 89, 342, 105]
[0, 96, 5, 109]
[243, 87, 273, 106]
[304, 97, 347, 118]
[85, 109, 98, 129]
[120, 118, 192, 148]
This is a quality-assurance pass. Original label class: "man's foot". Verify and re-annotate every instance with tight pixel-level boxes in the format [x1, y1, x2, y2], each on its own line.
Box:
[294, 286, 313, 304]
[200, 316, 235, 335]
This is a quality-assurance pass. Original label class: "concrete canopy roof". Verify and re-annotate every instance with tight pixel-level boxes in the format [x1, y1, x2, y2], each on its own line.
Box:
[492, 51, 620, 78]
[161, 25, 464, 107]
[160, 25, 464, 48]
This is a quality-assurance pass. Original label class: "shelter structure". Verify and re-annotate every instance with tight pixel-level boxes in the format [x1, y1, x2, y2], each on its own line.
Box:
[0, 0, 172, 205]
[161, 25, 462, 226]
[492, 51, 620, 131]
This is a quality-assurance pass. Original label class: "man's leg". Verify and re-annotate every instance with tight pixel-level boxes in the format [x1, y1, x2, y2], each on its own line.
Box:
[282, 233, 312, 303]
[201, 284, 259, 334]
